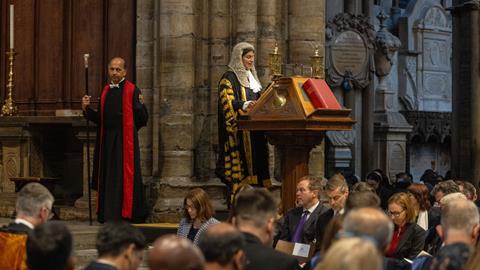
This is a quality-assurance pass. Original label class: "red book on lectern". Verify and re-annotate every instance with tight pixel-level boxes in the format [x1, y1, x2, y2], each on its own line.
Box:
[302, 79, 341, 109]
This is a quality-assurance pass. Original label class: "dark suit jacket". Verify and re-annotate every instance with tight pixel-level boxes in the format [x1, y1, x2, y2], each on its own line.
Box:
[314, 208, 336, 249]
[243, 232, 300, 270]
[0, 222, 32, 234]
[278, 203, 329, 244]
[390, 222, 427, 260]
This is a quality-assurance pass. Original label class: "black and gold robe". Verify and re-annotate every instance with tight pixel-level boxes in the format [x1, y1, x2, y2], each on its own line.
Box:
[215, 70, 270, 195]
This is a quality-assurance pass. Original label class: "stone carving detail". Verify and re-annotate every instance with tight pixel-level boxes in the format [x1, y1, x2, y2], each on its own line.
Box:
[325, 13, 376, 89]
[424, 40, 449, 68]
[424, 73, 448, 96]
[402, 111, 451, 144]
[424, 7, 449, 28]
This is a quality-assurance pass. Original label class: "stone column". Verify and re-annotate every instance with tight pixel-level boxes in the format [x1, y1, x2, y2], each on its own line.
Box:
[235, 0, 257, 44]
[153, 0, 196, 219]
[451, 1, 480, 186]
[136, 0, 154, 177]
[257, 0, 282, 83]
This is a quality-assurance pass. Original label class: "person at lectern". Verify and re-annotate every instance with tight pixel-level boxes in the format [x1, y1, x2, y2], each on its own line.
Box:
[82, 57, 148, 223]
[215, 42, 271, 202]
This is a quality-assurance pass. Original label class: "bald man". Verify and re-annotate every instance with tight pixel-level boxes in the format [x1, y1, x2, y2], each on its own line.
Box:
[148, 235, 204, 270]
[198, 223, 246, 270]
[82, 57, 148, 223]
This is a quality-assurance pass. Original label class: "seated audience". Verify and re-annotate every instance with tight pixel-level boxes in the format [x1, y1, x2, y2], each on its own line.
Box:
[0, 183, 54, 270]
[315, 237, 383, 270]
[277, 176, 328, 244]
[416, 198, 479, 270]
[385, 192, 426, 260]
[84, 222, 146, 270]
[315, 174, 349, 246]
[198, 223, 246, 270]
[407, 183, 432, 230]
[148, 234, 205, 270]
[26, 221, 74, 270]
[177, 188, 219, 245]
[233, 188, 299, 270]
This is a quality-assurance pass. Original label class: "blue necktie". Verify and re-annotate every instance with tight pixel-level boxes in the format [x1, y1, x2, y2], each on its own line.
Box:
[292, 210, 309, 243]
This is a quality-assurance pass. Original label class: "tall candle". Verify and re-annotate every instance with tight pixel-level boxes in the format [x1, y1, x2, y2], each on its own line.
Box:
[9, 4, 14, 49]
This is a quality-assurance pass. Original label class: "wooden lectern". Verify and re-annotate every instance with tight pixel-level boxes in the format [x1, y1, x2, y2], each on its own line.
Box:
[238, 77, 354, 213]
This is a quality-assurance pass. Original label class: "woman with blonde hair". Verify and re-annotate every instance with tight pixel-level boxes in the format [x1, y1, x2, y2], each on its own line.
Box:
[177, 188, 219, 245]
[315, 237, 382, 270]
[385, 192, 426, 259]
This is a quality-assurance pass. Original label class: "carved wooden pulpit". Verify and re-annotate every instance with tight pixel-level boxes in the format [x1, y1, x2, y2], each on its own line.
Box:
[238, 76, 354, 213]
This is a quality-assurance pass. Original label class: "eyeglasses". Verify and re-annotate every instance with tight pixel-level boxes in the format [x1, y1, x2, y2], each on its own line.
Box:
[387, 209, 405, 217]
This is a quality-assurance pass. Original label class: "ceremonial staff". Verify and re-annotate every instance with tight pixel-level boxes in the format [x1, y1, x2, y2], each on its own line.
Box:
[84, 54, 93, 225]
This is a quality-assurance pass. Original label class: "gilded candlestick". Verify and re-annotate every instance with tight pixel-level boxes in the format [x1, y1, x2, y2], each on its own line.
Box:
[310, 46, 325, 79]
[268, 42, 282, 79]
[2, 49, 18, 116]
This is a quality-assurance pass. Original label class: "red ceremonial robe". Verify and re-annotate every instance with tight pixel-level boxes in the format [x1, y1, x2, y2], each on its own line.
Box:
[85, 79, 148, 223]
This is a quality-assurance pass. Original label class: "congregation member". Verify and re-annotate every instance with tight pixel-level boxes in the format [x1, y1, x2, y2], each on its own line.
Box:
[415, 198, 479, 270]
[83, 222, 146, 270]
[233, 188, 300, 270]
[198, 223, 246, 270]
[455, 180, 478, 201]
[277, 176, 328, 244]
[82, 57, 148, 223]
[407, 183, 434, 231]
[431, 180, 460, 204]
[385, 192, 426, 260]
[342, 207, 410, 270]
[365, 169, 394, 209]
[0, 183, 54, 270]
[148, 234, 205, 270]
[177, 188, 219, 245]
[315, 174, 349, 246]
[315, 237, 383, 270]
[26, 221, 75, 270]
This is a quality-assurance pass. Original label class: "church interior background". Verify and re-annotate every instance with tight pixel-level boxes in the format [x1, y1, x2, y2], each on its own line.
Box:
[0, 0, 468, 222]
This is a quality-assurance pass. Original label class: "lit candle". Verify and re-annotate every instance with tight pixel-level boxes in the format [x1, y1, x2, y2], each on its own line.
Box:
[9, 4, 14, 49]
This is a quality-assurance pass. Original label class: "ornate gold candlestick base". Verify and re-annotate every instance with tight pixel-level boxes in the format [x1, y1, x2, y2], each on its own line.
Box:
[2, 49, 18, 116]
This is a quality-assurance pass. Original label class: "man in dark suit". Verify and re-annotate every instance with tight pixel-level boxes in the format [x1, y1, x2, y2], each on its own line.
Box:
[278, 176, 328, 244]
[1, 182, 55, 234]
[234, 189, 300, 270]
[0, 183, 54, 270]
[315, 174, 349, 247]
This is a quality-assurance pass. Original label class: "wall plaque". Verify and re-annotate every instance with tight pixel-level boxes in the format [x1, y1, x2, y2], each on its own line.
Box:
[325, 13, 375, 89]
[331, 30, 368, 77]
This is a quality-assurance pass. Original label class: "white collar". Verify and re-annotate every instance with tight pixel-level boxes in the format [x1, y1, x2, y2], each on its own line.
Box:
[247, 70, 262, 93]
[305, 201, 320, 213]
[110, 78, 125, 88]
[14, 218, 34, 229]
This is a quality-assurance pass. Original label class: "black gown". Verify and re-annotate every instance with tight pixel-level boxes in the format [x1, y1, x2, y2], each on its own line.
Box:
[215, 71, 270, 196]
[85, 80, 148, 223]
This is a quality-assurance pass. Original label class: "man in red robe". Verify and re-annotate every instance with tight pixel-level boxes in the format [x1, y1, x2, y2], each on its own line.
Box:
[82, 57, 148, 223]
